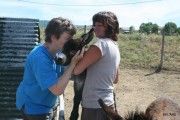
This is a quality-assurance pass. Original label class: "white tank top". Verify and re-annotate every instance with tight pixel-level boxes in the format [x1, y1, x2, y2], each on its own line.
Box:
[82, 38, 120, 108]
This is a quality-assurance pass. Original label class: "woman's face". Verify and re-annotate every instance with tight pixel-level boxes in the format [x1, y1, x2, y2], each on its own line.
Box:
[52, 31, 72, 52]
[93, 22, 107, 38]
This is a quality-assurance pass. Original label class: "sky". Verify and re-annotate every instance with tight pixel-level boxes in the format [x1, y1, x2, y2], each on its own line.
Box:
[0, 0, 180, 29]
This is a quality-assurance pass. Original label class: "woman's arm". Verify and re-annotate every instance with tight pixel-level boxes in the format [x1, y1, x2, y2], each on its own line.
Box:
[113, 69, 119, 84]
[73, 45, 102, 75]
[49, 50, 84, 96]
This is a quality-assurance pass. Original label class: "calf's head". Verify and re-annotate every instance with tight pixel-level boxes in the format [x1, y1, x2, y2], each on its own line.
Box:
[55, 28, 94, 66]
[98, 98, 152, 120]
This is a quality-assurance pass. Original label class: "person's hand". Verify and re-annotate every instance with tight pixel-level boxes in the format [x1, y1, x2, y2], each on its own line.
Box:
[70, 47, 85, 65]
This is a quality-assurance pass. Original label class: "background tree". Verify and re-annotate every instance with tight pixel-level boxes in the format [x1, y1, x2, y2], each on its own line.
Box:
[164, 22, 177, 35]
[119, 28, 124, 33]
[151, 23, 159, 34]
[129, 26, 135, 34]
[175, 27, 180, 35]
[139, 22, 151, 34]
[139, 22, 159, 35]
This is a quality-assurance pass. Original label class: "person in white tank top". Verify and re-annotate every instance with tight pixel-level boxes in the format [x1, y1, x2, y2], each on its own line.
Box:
[73, 11, 120, 120]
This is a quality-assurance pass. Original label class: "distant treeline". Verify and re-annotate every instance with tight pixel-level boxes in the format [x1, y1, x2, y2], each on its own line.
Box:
[39, 20, 180, 36]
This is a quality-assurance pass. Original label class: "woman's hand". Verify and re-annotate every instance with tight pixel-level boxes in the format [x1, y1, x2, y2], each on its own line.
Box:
[71, 48, 85, 65]
[49, 47, 85, 96]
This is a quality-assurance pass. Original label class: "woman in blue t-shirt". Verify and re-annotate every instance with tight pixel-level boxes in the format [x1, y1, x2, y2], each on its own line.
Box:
[16, 17, 84, 120]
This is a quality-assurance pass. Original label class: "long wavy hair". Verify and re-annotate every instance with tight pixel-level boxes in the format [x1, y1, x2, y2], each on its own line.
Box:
[92, 11, 120, 41]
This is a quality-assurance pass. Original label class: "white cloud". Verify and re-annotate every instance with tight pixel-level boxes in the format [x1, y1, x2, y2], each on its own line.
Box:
[0, 0, 180, 29]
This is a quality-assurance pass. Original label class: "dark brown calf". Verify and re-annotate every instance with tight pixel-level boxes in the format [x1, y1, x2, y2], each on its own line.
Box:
[55, 28, 94, 120]
[146, 97, 180, 120]
[55, 28, 94, 66]
[98, 97, 180, 120]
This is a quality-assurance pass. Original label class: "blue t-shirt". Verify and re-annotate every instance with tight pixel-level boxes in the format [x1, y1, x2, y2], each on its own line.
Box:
[16, 45, 64, 114]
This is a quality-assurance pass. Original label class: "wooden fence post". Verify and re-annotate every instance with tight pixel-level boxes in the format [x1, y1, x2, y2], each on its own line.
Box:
[160, 28, 165, 70]
[155, 28, 165, 73]
[84, 25, 86, 33]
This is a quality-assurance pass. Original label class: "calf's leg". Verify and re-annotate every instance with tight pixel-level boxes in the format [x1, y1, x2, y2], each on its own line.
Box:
[69, 70, 86, 120]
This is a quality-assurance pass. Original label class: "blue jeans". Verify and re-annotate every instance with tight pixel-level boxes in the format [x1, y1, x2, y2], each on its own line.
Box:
[21, 106, 55, 120]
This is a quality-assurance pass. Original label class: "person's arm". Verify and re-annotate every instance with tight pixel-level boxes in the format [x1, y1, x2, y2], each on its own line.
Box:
[49, 50, 84, 96]
[73, 45, 102, 75]
[113, 69, 119, 84]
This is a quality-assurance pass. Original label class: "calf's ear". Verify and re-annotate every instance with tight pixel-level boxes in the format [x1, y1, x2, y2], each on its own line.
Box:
[81, 28, 94, 45]
[98, 98, 123, 120]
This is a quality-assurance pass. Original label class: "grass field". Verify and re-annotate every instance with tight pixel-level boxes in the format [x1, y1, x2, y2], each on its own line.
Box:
[118, 33, 180, 71]
[40, 28, 180, 72]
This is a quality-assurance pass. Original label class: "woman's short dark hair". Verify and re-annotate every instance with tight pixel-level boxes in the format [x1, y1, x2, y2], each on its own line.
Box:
[45, 17, 77, 43]
[92, 11, 119, 41]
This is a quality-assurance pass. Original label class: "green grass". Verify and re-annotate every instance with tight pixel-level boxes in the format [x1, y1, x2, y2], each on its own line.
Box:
[118, 33, 180, 71]
[40, 27, 180, 71]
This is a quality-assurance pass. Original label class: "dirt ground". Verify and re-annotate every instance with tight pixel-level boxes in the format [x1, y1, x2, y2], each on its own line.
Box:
[63, 68, 180, 119]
